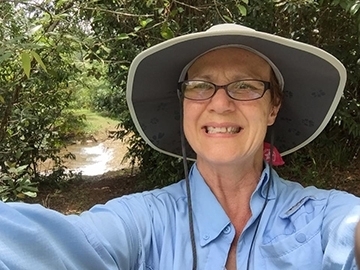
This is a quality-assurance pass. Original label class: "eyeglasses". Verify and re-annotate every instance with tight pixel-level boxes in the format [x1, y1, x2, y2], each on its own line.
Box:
[178, 79, 271, 101]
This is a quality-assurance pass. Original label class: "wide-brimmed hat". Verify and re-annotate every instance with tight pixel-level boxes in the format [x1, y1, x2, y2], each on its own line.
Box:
[126, 24, 346, 160]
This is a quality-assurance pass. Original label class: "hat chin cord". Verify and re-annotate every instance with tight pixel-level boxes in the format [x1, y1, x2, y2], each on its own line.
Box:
[178, 93, 198, 270]
[178, 91, 273, 270]
[246, 129, 273, 270]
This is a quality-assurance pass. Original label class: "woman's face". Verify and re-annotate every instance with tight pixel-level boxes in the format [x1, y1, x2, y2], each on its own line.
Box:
[183, 47, 280, 167]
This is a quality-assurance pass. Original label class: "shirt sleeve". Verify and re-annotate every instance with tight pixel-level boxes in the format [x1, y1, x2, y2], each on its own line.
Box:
[321, 190, 360, 269]
[0, 194, 151, 270]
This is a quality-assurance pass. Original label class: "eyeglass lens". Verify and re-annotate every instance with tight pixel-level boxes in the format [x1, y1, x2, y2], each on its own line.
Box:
[181, 80, 267, 101]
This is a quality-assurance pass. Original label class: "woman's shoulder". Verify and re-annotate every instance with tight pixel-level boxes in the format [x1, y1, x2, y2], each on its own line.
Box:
[103, 179, 188, 215]
[272, 172, 360, 218]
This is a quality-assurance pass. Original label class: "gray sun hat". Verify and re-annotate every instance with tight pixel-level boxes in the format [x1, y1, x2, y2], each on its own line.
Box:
[126, 24, 346, 160]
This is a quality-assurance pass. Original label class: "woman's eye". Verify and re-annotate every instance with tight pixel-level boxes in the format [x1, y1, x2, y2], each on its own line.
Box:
[232, 81, 262, 90]
[194, 83, 211, 89]
[233, 82, 253, 89]
[235, 83, 247, 89]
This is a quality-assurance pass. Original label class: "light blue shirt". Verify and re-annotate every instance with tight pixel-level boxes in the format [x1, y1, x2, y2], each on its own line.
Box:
[1, 163, 360, 269]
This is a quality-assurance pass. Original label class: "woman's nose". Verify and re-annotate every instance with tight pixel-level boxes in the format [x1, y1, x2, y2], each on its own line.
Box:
[207, 87, 235, 113]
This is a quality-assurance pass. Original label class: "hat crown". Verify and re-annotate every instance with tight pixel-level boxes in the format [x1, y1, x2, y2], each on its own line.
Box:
[207, 23, 256, 33]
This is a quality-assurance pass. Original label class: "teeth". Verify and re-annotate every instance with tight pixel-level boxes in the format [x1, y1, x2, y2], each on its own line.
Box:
[206, 126, 240, 134]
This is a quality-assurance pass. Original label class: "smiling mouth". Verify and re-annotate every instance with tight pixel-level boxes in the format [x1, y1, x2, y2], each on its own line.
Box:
[205, 126, 241, 134]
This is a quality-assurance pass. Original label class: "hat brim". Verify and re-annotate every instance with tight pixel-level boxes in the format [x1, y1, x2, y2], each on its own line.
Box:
[127, 27, 346, 160]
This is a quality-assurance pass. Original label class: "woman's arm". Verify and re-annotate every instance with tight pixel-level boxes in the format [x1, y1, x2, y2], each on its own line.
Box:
[321, 190, 360, 269]
[0, 196, 146, 270]
[355, 220, 360, 267]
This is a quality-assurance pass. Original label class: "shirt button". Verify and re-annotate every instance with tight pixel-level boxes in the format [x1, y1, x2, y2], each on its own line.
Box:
[295, 233, 307, 243]
[223, 225, 231, 234]
[203, 235, 209, 240]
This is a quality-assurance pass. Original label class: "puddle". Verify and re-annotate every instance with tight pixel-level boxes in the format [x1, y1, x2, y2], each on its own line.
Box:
[67, 143, 114, 176]
[39, 138, 131, 176]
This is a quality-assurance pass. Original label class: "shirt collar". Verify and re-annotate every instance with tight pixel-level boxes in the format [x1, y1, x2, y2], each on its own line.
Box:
[189, 162, 276, 247]
[258, 162, 277, 200]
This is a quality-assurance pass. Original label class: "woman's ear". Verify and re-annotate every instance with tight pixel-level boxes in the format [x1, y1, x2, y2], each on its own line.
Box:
[267, 104, 281, 126]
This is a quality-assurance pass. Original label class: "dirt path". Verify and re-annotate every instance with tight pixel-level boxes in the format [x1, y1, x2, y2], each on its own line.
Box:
[27, 171, 141, 214]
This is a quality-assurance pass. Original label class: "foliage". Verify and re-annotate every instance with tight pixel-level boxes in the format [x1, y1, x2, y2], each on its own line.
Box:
[254, 0, 360, 185]
[76, 0, 359, 187]
[0, 1, 93, 201]
[72, 109, 119, 135]
[0, 163, 38, 202]
[69, 58, 111, 111]
[1, 0, 359, 197]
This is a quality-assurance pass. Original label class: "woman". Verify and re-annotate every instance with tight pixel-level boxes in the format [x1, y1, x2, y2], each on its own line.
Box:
[182, 46, 281, 269]
[127, 24, 360, 268]
[0, 23, 359, 269]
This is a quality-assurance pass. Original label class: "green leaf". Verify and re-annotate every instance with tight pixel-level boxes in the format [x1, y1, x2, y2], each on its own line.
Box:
[22, 191, 37, 198]
[8, 167, 17, 174]
[30, 51, 47, 72]
[241, 0, 249, 4]
[0, 95, 4, 104]
[146, 0, 155, 7]
[21, 51, 32, 78]
[350, 2, 360, 15]
[63, 34, 81, 43]
[25, 185, 38, 192]
[140, 18, 153, 28]
[340, 1, 349, 10]
[0, 52, 12, 64]
[274, 0, 286, 7]
[160, 24, 174, 40]
[120, 65, 129, 70]
[15, 149, 23, 159]
[237, 4, 247, 16]
[27, 25, 42, 36]
[16, 193, 26, 199]
[100, 45, 111, 54]
[223, 15, 233, 22]
[118, 33, 130, 40]
[56, 0, 69, 8]
[17, 165, 28, 173]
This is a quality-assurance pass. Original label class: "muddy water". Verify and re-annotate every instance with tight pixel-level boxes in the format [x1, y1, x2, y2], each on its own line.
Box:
[39, 138, 131, 176]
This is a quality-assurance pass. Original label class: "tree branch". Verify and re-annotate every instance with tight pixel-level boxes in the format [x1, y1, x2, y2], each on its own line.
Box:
[80, 7, 154, 18]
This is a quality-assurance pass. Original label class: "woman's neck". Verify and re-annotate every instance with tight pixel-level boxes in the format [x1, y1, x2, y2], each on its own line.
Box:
[196, 158, 263, 222]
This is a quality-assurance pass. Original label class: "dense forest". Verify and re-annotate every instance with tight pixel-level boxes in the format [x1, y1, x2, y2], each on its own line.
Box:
[0, 0, 359, 202]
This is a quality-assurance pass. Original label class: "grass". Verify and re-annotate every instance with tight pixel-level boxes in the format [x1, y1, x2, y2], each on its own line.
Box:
[72, 109, 120, 136]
